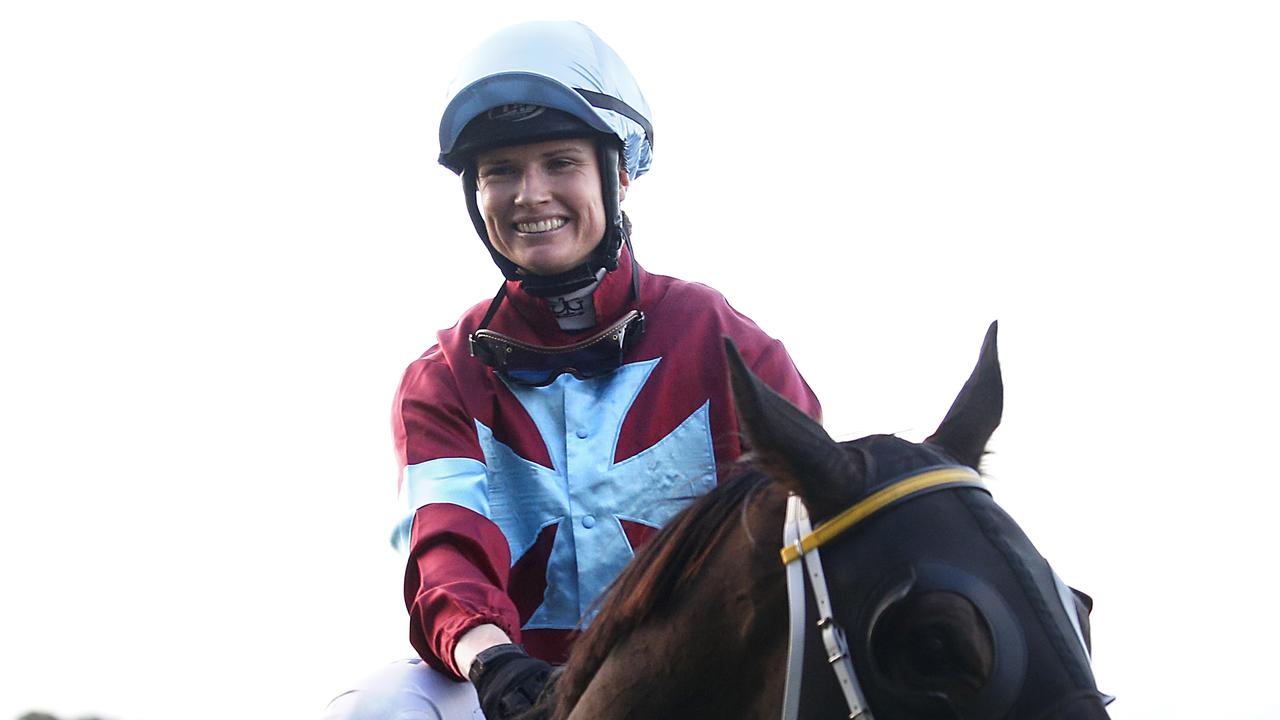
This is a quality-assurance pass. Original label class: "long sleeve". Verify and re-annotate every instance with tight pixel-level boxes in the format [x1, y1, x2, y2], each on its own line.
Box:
[392, 351, 522, 678]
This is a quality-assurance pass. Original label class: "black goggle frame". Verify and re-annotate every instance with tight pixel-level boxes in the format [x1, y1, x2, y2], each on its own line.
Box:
[469, 309, 646, 387]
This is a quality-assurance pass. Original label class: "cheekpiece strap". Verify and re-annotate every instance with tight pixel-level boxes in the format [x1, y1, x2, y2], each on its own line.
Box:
[781, 496, 806, 720]
[793, 498, 873, 719]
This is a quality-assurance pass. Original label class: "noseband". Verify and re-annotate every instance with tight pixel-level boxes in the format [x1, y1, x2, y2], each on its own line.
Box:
[779, 466, 988, 720]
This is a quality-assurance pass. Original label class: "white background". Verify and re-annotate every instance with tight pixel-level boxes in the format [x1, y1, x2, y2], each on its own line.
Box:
[2, 2, 1277, 718]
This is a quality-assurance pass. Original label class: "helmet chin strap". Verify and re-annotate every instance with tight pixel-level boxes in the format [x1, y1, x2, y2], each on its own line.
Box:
[464, 140, 638, 317]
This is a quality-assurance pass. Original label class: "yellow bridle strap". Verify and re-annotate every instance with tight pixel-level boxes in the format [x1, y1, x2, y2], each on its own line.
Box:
[779, 466, 985, 565]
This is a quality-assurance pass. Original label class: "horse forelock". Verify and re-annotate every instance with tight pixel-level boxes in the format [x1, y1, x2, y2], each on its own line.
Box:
[552, 466, 770, 717]
[855, 434, 963, 485]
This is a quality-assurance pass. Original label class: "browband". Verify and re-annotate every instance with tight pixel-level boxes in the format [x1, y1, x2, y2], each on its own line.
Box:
[780, 467, 988, 565]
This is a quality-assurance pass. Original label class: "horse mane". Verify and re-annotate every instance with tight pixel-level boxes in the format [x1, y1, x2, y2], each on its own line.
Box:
[552, 464, 768, 714]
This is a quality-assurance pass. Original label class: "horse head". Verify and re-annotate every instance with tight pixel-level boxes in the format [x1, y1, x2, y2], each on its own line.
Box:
[553, 323, 1110, 719]
[731, 321, 1108, 719]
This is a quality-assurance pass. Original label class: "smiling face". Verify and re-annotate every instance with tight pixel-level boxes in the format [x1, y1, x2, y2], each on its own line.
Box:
[475, 137, 628, 276]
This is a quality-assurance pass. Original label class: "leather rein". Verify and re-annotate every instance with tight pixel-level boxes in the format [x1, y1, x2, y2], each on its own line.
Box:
[779, 466, 988, 720]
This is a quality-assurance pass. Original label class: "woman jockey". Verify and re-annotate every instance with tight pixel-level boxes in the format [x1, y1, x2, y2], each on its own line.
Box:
[324, 21, 820, 720]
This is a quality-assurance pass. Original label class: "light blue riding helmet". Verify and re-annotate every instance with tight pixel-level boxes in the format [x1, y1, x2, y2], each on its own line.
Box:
[439, 21, 655, 296]
[438, 20, 654, 180]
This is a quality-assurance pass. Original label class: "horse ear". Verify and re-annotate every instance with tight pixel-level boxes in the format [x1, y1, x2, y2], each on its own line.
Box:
[925, 321, 1003, 470]
[724, 338, 863, 516]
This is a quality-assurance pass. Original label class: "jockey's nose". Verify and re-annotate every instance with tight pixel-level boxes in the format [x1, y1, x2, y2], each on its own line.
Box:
[514, 167, 551, 207]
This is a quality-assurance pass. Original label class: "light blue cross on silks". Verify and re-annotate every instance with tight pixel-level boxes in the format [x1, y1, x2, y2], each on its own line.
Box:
[479, 358, 716, 630]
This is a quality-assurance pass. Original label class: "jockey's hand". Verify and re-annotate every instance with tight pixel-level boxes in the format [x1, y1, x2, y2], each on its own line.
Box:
[469, 643, 553, 720]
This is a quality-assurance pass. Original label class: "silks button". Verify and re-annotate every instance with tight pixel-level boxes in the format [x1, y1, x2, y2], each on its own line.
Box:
[581, 515, 596, 528]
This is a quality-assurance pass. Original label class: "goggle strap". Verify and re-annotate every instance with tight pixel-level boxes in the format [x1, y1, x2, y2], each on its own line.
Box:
[476, 310, 642, 354]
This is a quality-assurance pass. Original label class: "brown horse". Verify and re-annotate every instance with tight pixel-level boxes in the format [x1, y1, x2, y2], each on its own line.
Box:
[542, 322, 1110, 719]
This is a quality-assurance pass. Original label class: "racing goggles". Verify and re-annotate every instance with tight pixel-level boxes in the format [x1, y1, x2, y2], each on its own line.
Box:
[469, 310, 646, 387]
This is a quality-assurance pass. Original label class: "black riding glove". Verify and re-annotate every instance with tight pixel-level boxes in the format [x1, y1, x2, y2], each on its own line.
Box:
[469, 643, 553, 720]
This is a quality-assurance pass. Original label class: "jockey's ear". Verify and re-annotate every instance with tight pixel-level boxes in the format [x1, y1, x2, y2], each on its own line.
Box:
[724, 338, 863, 519]
[617, 167, 630, 203]
[925, 321, 1003, 471]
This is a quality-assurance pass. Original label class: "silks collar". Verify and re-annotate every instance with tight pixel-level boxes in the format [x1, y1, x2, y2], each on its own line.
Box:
[476, 244, 643, 342]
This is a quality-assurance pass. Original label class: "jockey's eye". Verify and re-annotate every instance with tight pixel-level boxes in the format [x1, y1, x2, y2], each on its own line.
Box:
[477, 163, 515, 179]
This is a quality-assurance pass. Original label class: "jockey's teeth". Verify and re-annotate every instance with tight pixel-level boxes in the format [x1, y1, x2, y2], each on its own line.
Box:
[516, 218, 567, 234]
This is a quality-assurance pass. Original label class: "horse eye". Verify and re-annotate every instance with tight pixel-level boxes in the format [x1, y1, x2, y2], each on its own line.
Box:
[908, 626, 949, 671]
[871, 591, 994, 694]
[909, 624, 981, 680]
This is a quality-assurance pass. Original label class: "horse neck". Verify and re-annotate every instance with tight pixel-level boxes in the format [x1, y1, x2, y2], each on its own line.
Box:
[564, 485, 792, 720]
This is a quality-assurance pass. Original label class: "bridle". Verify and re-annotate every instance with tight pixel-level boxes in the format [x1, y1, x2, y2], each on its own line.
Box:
[779, 466, 988, 720]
